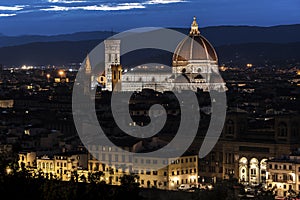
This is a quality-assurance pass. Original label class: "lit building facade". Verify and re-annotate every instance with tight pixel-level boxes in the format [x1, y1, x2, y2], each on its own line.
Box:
[36, 152, 88, 181]
[267, 158, 296, 197]
[266, 151, 300, 198]
[87, 144, 170, 190]
[192, 111, 300, 186]
[18, 151, 36, 169]
[0, 99, 14, 108]
[168, 155, 199, 190]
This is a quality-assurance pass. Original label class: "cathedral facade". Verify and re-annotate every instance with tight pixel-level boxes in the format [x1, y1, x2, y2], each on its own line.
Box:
[87, 17, 226, 93]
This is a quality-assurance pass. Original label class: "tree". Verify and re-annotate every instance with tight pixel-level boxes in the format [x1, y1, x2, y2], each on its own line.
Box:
[71, 170, 79, 182]
[88, 171, 105, 184]
[120, 173, 140, 188]
[79, 174, 87, 183]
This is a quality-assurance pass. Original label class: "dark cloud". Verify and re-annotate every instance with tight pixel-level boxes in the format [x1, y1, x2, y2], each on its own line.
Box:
[0, 0, 299, 35]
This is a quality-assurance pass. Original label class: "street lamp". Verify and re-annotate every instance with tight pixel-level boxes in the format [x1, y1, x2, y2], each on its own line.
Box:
[46, 74, 50, 82]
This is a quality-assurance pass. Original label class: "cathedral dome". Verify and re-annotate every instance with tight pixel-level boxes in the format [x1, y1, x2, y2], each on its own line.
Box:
[172, 17, 218, 67]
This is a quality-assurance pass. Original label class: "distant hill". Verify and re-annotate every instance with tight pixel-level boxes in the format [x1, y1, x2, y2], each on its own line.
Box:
[1, 24, 300, 48]
[0, 39, 300, 67]
[216, 42, 300, 65]
[198, 24, 300, 46]
[0, 31, 115, 48]
[0, 40, 101, 66]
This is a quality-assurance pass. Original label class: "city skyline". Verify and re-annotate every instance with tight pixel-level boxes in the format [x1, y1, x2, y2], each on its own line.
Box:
[1, 2, 300, 199]
[0, 0, 299, 35]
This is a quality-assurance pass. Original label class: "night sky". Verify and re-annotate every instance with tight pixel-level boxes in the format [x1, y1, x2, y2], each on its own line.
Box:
[0, 0, 299, 36]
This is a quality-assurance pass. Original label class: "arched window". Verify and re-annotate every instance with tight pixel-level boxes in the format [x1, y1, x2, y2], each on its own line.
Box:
[239, 157, 248, 182]
[278, 122, 287, 137]
[113, 71, 116, 80]
[249, 158, 259, 184]
[260, 159, 267, 183]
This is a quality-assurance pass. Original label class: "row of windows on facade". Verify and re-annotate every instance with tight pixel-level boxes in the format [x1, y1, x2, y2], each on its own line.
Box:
[38, 162, 79, 169]
[91, 154, 167, 164]
[269, 164, 295, 170]
[90, 146, 114, 152]
[90, 154, 197, 165]
[172, 178, 197, 185]
[90, 147, 196, 159]
[89, 163, 164, 175]
[54, 156, 81, 160]
[270, 174, 294, 182]
[171, 168, 197, 175]
[170, 157, 197, 164]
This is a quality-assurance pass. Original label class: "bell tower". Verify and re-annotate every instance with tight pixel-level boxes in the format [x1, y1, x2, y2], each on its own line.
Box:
[104, 40, 120, 91]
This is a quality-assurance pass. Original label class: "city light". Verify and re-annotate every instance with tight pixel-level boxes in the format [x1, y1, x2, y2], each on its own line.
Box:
[219, 65, 227, 71]
[58, 70, 65, 77]
[6, 167, 12, 175]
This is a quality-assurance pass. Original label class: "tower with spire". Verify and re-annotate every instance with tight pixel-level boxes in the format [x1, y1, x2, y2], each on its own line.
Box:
[84, 54, 92, 95]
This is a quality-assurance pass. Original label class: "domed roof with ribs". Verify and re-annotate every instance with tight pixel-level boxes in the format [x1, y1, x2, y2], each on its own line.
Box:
[172, 17, 218, 67]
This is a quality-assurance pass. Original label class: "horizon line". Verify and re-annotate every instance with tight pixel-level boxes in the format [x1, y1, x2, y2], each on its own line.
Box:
[2, 23, 300, 37]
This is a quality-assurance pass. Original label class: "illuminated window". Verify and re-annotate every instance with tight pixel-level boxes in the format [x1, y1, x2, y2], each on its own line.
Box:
[251, 168, 256, 176]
